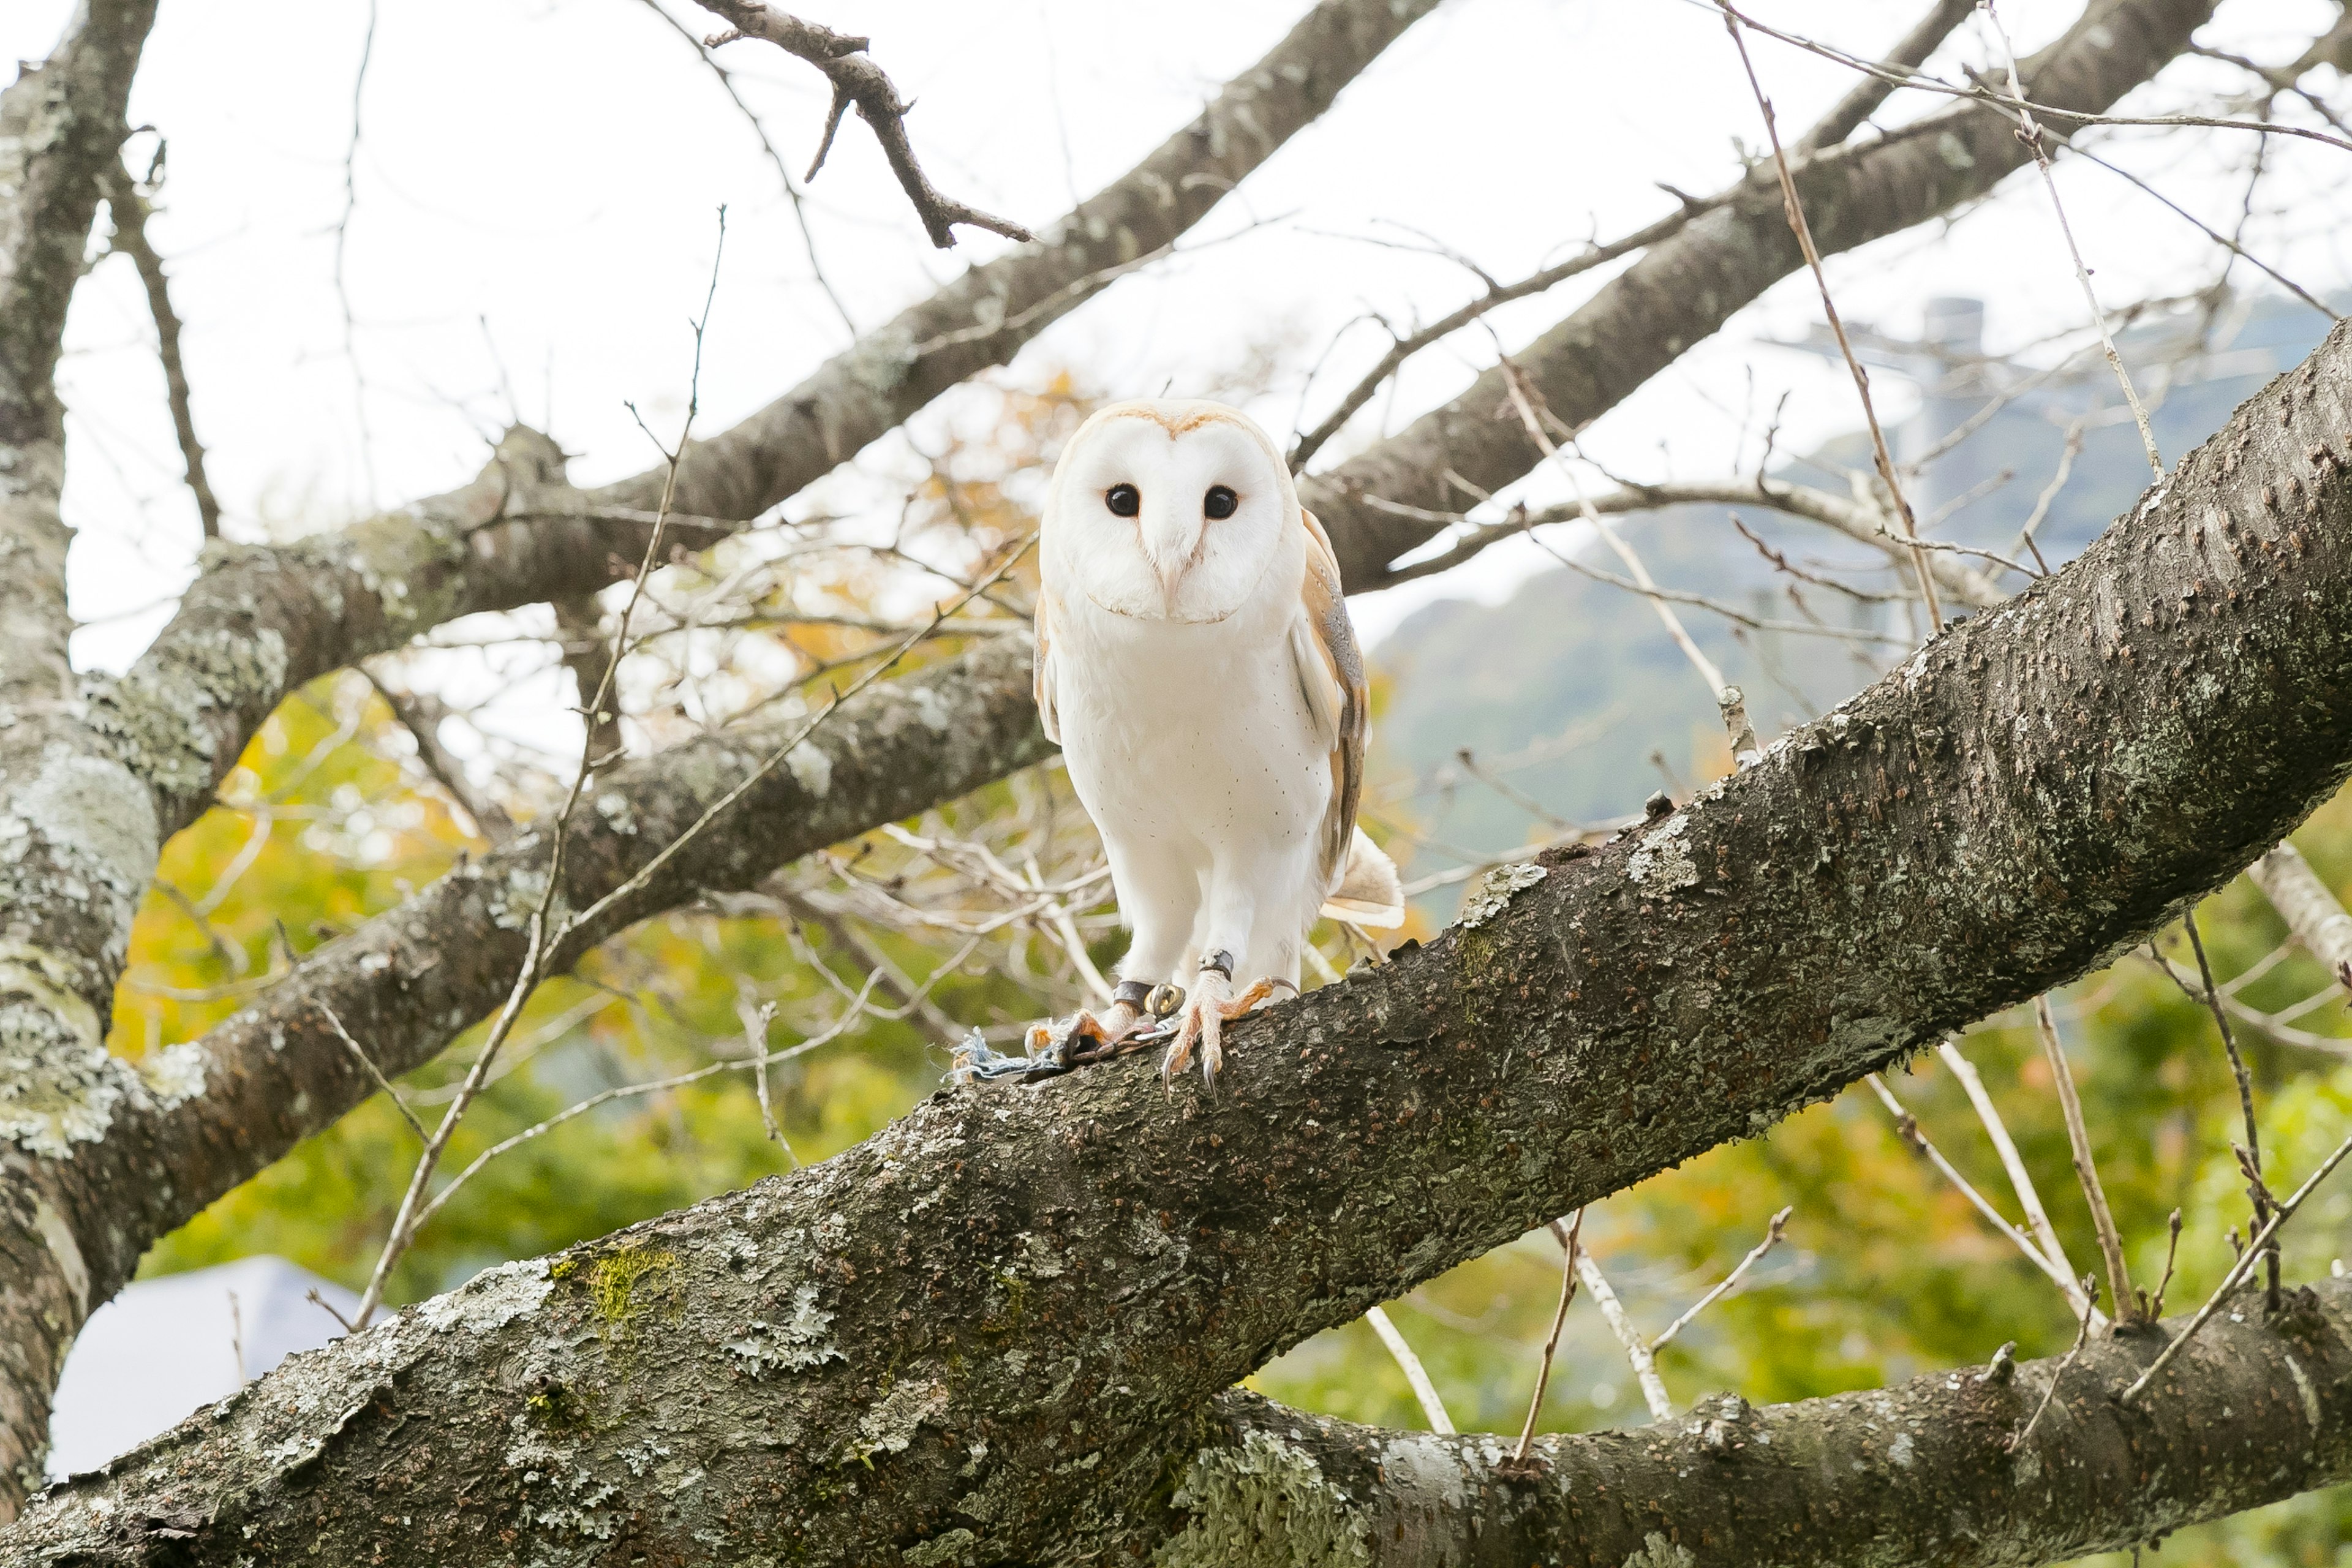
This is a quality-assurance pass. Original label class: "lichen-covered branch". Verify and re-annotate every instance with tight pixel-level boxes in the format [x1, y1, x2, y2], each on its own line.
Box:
[1184, 1272, 2352, 1568]
[0, 0, 161, 1512]
[1305, 0, 2217, 589]
[68, 637, 1050, 1325]
[12, 307, 2352, 1568]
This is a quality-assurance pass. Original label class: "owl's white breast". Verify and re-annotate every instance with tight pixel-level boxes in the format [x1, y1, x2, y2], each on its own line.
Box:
[1049, 545, 1330, 867]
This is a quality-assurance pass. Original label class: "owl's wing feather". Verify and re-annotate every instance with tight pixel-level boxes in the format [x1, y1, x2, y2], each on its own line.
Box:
[1293, 510, 1371, 893]
[1033, 587, 1062, 746]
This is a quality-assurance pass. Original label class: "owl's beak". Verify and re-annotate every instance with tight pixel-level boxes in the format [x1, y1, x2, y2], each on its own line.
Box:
[1138, 500, 1204, 601]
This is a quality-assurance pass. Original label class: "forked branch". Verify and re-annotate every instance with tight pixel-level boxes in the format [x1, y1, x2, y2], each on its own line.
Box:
[696, 1, 1033, 248]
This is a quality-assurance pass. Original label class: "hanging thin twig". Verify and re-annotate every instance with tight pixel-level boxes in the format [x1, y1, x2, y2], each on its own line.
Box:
[2185, 910, 2278, 1310]
[1510, 1212, 1583, 1465]
[1978, 0, 2165, 480]
[1716, 1, 1943, 631]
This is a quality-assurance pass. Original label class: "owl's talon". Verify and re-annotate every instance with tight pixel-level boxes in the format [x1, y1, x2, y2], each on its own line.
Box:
[1159, 970, 1279, 1090]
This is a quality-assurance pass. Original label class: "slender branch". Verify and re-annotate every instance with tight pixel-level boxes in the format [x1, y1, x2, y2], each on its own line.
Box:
[1868, 1072, 2107, 1326]
[2008, 1274, 2098, 1450]
[1362, 1305, 1453, 1434]
[2035, 995, 2139, 1325]
[1649, 1205, 1792, 1351]
[1719, 0, 1943, 631]
[2185, 910, 2278, 1308]
[1576, 1249, 1673, 1422]
[102, 156, 220, 538]
[630, 0, 855, 335]
[1980, 1, 2165, 480]
[695, 1, 1031, 248]
[1937, 1039, 2079, 1289]
[1510, 1213, 1583, 1464]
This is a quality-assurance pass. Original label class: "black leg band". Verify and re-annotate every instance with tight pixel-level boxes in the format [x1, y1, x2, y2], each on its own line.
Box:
[1198, 949, 1235, 979]
[1111, 979, 1153, 1010]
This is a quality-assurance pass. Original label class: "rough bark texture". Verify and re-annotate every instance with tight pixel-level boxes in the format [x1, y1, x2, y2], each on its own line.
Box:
[10, 315, 2352, 1567]
[0, 0, 1428, 1480]
[24, 636, 1050, 1381]
[0, 0, 161, 1509]
[1303, 0, 2215, 588]
[1194, 1280, 2352, 1568]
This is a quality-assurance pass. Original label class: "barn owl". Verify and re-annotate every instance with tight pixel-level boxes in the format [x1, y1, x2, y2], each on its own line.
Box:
[1033, 399, 1403, 1087]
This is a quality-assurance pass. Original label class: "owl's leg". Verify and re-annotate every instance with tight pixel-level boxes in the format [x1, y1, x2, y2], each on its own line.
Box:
[1160, 954, 1284, 1088]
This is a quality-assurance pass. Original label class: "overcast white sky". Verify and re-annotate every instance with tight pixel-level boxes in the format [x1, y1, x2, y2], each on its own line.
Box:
[8, 0, 2344, 698]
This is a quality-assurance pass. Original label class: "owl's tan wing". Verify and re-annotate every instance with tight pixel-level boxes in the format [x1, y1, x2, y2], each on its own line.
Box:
[1292, 510, 1404, 927]
[1033, 587, 1063, 746]
[1291, 508, 1366, 891]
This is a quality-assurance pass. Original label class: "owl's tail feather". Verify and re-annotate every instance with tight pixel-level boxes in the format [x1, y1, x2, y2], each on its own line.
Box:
[1321, 826, 1404, 929]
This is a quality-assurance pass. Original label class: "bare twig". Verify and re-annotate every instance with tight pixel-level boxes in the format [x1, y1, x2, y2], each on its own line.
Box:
[1577, 1249, 1673, 1422]
[1713, 0, 2352, 155]
[2185, 911, 2277, 1310]
[320, 1004, 427, 1143]
[360, 670, 514, 839]
[349, 213, 731, 1329]
[2009, 1275, 2098, 1450]
[336, 0, 380, 503]
[2150, 1208, 2183, 1318]
[1718, 1, 1942, 631]
[1937, 1039, 2080, 1292]
[104, 156, 220, 538]
[1363, 1305, 1453, 1434]
[1867, 1072, 2106, 1326]
[2035, 995, 2138, 1325]
[1510, 1213, 1583, 1464]
[1649, 1205, 1792, 1351]
[1793, 0, 1977, 153]
[2074, 145, 2340, 325]
[2121, 1121, 2352, 1403]
[696, 1, 1032, 249]
[1978, 1, 2163, 481]
[1289, 202, 1713, 471]
[631, 0, 856, 334]
[1497, 362, 1731, 699]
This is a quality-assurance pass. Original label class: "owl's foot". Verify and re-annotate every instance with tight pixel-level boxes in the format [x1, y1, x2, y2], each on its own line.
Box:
[1161, 956, 1292, 1089]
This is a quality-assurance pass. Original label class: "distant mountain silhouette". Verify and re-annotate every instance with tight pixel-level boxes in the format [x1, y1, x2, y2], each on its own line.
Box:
[1369, 291, 2339, 910]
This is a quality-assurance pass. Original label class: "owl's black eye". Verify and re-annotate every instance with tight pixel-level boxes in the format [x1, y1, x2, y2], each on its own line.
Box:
[1204, 484, 1238, 520]
[1105, 483, 1140, 518]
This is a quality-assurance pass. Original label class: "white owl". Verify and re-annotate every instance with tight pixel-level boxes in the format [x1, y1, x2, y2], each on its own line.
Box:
[1033, 399, 1403, 1085]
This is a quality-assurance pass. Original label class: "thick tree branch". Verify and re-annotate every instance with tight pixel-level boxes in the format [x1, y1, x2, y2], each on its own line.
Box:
[49, 638, 1049, 1334]
[0, 0, 160, 1513]
[1189, 1267, 2352, 1568]
[13, 299, 2352, 1567]
[1306, 0, 2217, 589]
